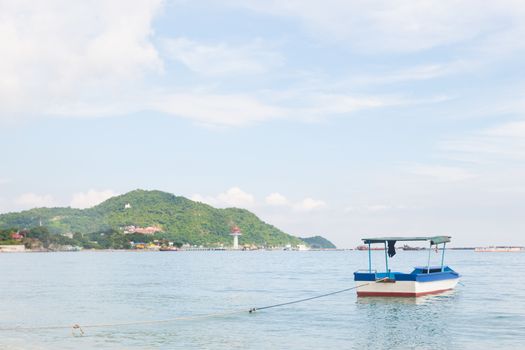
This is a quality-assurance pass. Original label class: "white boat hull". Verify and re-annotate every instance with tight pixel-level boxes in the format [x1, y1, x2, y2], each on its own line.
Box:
[356, 278, 459, 297]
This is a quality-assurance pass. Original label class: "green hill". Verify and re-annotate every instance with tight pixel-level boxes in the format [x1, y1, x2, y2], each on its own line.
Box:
[301, 236, 337, 249]
[0, 189, 305, 247]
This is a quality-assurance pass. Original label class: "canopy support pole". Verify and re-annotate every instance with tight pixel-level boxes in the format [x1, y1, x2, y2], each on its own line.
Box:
[440, 242, 446, 271]
[427, 242, 432, 273]
[384, 241, 389, 277]
[368, 243, 372, 273]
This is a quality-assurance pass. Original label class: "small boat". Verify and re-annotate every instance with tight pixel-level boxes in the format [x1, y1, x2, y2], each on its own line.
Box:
[354, 236, 460, 297]
[159, 246, 179, 251]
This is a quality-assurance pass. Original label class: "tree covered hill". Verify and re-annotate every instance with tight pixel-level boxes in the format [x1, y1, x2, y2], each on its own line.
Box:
[301, 236, 337, 249]
[0, 189, 306, 247]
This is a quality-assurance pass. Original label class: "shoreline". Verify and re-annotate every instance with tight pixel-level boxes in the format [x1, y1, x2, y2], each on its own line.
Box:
[0, 248, 349, 253]
[0, 247, 489, 254]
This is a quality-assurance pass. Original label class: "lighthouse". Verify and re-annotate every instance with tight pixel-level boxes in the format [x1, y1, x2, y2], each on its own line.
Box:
[230, 226, 242, 249]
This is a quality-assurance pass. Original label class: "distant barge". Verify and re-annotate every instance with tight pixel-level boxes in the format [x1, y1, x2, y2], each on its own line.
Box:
[475, 246, 525, 252]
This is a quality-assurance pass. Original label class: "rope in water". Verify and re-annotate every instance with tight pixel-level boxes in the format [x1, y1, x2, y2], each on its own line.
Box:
[0, 279, 383, 335]
[249, 279, 383, 313]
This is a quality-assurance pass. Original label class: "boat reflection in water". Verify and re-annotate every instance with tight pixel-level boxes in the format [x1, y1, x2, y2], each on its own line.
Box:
[353, 288, 457, 349]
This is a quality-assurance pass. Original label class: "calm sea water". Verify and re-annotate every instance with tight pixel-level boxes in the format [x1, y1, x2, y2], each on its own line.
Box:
[1, 250, 524, 349]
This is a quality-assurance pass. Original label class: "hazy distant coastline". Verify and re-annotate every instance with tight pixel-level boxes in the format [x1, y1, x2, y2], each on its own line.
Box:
[0, 190, 336, 251]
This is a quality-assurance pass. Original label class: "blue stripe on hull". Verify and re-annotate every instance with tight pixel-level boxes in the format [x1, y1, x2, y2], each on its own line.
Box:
[354, 266, 460, 283]
[413, 271, 459, 282]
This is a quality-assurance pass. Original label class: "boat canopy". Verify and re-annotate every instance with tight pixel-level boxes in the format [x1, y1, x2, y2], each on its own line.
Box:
[362, 236, 451, 245]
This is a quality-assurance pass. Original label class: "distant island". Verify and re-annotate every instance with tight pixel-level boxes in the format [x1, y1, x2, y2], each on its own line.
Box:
[0, 189, 336, 251]
[301, 236, 337, 249]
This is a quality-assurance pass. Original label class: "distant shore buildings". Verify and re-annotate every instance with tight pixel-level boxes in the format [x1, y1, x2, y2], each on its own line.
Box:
[123, 225, 162, 235]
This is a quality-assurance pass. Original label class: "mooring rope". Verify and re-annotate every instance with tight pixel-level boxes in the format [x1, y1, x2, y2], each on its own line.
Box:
[0, 279, 383, 335]
[248, 279, 382, 313]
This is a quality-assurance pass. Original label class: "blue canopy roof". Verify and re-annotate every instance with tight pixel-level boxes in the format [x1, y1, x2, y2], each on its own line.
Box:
[362, 236, 451, 245]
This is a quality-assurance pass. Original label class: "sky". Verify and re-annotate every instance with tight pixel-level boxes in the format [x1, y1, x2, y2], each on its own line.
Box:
[1, 0, 524, 248]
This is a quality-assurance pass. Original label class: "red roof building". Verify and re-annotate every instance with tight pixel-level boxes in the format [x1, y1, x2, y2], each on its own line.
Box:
[230, 226, 242, 235]
[11, 232, 24, 240]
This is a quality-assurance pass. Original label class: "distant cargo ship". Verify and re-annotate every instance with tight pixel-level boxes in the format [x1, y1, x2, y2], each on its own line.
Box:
[474, 246, 525, 252]
[401, 244, 425, 251]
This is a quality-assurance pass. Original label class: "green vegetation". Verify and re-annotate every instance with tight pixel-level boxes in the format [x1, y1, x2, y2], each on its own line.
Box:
[1, 226, 76, 249]
[0, 228, 20, 245]
[301, 236, 336, 249]
[0, 189, 307, 248]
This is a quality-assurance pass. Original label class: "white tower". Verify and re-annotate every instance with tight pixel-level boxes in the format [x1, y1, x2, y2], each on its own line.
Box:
[230, 226, 242, 249]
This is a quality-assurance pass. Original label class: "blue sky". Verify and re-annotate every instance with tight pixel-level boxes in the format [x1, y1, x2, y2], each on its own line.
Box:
[1, 0, 525, 247]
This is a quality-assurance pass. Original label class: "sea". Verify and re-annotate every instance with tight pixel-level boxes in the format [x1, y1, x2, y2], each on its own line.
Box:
[1, 250, 524, 349]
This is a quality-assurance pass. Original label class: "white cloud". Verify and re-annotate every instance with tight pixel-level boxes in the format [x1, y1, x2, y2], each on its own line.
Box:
[15, 193, 56, 209]
[0, 0, 163, 121]
[300, 93, 388, 116]
[410, 165, 476, 182]
[191, 188, 327, 212]
[441, 120, 525, 162]
[150, 88, 427, 127]
[2, 0, 523, 131]
[265, 192, 289, 206]
[163, 38, 284, 76]
[351, 61, 477, 86]
[0, 2, 445, 127]
[234, 0, 525, 53]
[217, 187, 255, 207]
[70, 189, 117, 209]
[47, 88, 431, 127]
[191, 187, 255, 208]
[152, 92, 286, 127]
[293, 197, 327, 211]
[263, 84, 446, 123]
[485, 120, 525, 138]
[0, 2, 443, 128]
[47, 87, 410, 127]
